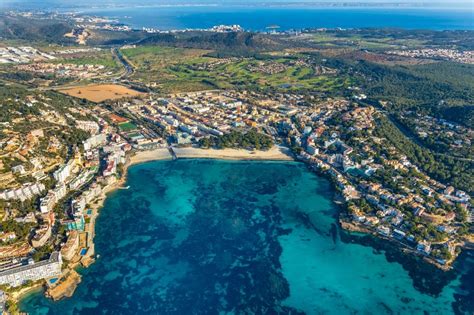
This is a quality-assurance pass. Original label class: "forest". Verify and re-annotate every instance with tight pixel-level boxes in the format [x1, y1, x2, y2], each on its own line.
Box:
[374, 116, 473, 194]
[199, 129, 273, 150]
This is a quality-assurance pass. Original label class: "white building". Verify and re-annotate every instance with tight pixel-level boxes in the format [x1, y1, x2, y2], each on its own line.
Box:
[306, 145, 319, 156]
[40, 192, 56, 214]
[12, 165, 26, 175]
[76, 120, 100, 134]
[180, 124, 199, 135]
[69, 169, 95, 191]
[53, 161, 73, 183]
[0, 183, 46, 202]
[163, 116, 179, 127]
[83, 133, 107, 151]
[52, 184, 67, 201]
[0, 252, 62, 287]
[71, 197, 86, 216]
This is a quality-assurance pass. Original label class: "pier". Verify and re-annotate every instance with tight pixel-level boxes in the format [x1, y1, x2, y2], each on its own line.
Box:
[168, 147, 178, 160]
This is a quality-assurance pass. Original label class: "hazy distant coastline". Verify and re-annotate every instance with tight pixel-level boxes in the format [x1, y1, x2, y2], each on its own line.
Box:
[67, 5, 474, 31]
[3, 0, 473, 11]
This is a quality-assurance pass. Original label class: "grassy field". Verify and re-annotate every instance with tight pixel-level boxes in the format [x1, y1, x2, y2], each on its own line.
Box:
[120, 45, 353, 93]
[118, 122, 138, 132]
[308, 33, 427, 50]
[121, 46, 209, 72]
[121, 46, 211, 90]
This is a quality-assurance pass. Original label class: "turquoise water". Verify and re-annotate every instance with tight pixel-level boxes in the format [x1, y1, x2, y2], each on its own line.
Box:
[79, 6, 474, 31]
[19, 160, 473, 314]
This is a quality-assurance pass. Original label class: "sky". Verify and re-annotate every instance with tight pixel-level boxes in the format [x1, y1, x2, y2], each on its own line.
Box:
[3, 0, 473, 4]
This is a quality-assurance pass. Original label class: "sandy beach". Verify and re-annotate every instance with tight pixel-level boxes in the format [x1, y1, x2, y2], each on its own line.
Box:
[130, 148, 172, 165]
[174, 146, 293, 161]
[130, 146, 293, 166]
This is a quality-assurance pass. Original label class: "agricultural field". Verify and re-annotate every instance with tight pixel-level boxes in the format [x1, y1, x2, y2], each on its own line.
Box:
[57, 84, 144, 102]
[120, 45, 353, 93]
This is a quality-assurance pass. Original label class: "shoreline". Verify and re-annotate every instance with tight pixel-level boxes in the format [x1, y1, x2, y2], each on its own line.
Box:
[14, 145, 463, 308]
[13, 145, 312, 309]
[14, 146, 294, 304]
[129, 145, 294, 166]
[10, 166, 129, 307]
[82, 146, 466, 278]
[339, 217, 455, 271]
[9, 282, 44, 308]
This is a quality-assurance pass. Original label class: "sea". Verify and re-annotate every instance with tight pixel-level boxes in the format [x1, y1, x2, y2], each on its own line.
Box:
[75, 6, 474, 31]
[19, 160, 474, 314]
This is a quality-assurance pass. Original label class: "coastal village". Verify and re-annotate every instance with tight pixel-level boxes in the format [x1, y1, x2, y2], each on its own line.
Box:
[0, 79, 472, 308]
[386, 48, 474, 64]
[0, 13, 472, 310]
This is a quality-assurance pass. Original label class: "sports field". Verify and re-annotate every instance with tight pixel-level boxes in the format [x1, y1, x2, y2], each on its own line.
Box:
[118, 122, 138, 132]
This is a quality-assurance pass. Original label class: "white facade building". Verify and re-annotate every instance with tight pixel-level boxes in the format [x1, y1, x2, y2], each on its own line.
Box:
[40, 192, 56, 214]
[0, 183, 45, 202]
[83, 133, 107, 151]
[53, 161, 73, 183]
[0, 252, 62, 287]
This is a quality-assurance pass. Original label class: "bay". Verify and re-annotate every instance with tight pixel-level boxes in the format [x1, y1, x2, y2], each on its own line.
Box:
[78, 6, 474, 31]
[19, 160, 473, 314]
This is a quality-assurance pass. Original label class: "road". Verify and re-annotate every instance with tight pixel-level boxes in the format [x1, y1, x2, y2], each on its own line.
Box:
[373, 106, 474, 163]
[111, 47, 134, 79]
[388, 114, 474, 162]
